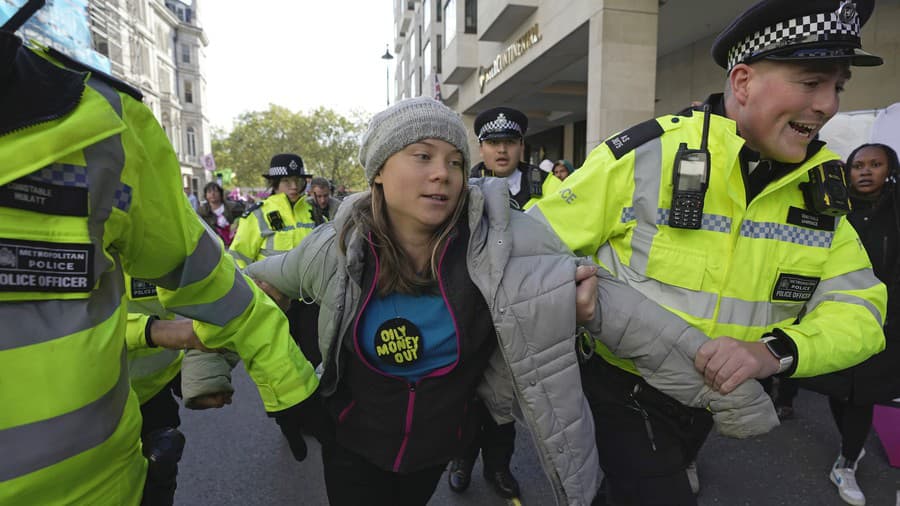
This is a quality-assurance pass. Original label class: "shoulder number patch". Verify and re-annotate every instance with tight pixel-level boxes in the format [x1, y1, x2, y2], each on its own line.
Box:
[605, 119, 665, 160]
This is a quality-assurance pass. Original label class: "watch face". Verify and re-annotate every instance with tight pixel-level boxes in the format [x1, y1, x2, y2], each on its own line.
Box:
[766, 337, 792, 359]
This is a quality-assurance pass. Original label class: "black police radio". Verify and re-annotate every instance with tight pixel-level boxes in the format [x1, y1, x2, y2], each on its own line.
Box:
[266, 210, 286, 231]
[800, 161, 852, 216]
[669, 106, 712, 229]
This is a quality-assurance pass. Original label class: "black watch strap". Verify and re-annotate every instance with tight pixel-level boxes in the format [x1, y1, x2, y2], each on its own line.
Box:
[144, 315, 160, 348]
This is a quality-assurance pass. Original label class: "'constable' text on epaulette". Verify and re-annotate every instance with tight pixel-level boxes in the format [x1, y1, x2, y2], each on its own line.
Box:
[241, 201, 264, 219]
[604, 118, 665, 160]
[47, 46, 144, 102]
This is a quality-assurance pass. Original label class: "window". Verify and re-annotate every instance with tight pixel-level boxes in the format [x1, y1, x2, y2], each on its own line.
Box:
[444, 0, 456, 47]
[411, 27, 418, 59]
[436, 0, 442, 22]
[423, 39, 431, 75]
[424, 0, 431, 32]
[464, 0, 477, 34]
[181, 43, 190, 64]
[418, 67, 423, 98]
[184, 80, 193, 103]
[411, 68, 418, 96]
[95, 36, 109, 57]
[417, 26, 422, 56]
[186, 127, 196, 156]
[158, 68, 171, 94]
[436, 35, 442, 73]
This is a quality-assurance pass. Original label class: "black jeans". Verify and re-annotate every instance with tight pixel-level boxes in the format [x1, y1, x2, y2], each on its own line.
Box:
[456, 398, 516, 472]
[581, 356, 709, 506]
[828, 397, 874, 462]
[322, 443, 446, 506]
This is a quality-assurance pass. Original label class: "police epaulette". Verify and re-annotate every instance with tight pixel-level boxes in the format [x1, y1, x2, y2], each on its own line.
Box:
[604, 118, 665, 160]
[241, 201, 263, 218]
[47, 46, 144, 102]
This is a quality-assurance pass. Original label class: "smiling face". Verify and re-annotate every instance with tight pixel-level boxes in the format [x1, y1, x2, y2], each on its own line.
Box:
[849, 146, 891, 196]
[374, 139, 465, 237]
[729, 60, 849, 163]
[479, 137, 524, 177]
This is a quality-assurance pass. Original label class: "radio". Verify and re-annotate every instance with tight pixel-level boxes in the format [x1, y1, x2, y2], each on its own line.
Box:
[669, 106, 712, 229]
[266, 210, 286, 231]
[801, 161, 852, 216]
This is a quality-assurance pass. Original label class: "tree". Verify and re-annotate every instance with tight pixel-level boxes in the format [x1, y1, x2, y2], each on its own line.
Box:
[211, 105, 368, 191]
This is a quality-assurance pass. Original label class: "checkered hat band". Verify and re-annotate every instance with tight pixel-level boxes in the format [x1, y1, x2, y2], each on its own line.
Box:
[267, 166, 290, 176]
[478, 118, 523, 139]
[727, 12, 860, 69]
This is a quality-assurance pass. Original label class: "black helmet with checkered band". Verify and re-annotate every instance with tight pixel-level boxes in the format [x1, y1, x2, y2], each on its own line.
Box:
[474, 107, 528, 142]
[263, 153, 312, 180]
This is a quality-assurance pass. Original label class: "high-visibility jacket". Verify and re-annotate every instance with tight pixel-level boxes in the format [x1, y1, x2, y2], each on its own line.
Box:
[0, 41, 317, 505]
[124, 276, 182, 405]
[530, 108, 887, 378]
[229, 192, 316, 268]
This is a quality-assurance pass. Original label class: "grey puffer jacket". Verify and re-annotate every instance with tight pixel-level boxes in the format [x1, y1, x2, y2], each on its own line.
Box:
[248, 178, 600, 505]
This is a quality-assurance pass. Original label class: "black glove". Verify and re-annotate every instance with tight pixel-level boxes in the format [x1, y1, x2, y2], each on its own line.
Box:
[269, 389, 334, 462]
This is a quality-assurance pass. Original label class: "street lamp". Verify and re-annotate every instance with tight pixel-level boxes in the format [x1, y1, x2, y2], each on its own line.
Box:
[381, 45, 394, 107]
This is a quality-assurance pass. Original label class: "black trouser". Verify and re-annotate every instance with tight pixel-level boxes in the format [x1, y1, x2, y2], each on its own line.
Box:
[580, 356, 711, 506]
[828, 397, 874, 462]
[323, 443, 446, 506]
[287, 300, 322, 367]
[760, 376, 799, 407]
[457, 398, 516, 472]
[140, 377, 184, 506]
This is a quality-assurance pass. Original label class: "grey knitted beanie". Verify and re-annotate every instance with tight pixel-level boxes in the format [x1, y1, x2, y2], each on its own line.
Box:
[359, 97, 470, 185]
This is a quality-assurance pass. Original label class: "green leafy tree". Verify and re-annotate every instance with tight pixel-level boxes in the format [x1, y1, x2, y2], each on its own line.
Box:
[211, 105, 367, 191]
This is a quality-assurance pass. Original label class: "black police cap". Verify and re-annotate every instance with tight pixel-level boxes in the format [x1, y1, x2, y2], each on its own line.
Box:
[264, 153, 312, 179]
[474, 107, 528, 141]
[712, 0, 882, 70]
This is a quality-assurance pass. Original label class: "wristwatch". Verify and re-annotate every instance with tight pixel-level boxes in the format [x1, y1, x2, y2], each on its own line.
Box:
[760, 335, 794, 375]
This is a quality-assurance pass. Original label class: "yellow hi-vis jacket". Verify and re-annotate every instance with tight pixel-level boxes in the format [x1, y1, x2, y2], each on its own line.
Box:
[124, 276, 182, 405]
[530, 109, 886, 378]
[229, 192, 316, 268]
[0, 43, 317, 505]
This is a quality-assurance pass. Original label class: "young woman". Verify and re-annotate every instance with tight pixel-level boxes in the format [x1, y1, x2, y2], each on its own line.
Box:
[247, 97, 778, 506]
[197, 182, 243, 246]
[827, 143, 900, 506]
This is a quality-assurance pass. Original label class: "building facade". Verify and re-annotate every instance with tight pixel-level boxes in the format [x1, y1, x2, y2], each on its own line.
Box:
[394, 0, 900, 166]
[88, 0, 212, 196]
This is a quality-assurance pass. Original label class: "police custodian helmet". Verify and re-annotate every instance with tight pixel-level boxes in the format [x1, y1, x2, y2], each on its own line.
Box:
[711, 0, 883, 71]
[474, 107, 528, 142]
[263, 153, 312, 179]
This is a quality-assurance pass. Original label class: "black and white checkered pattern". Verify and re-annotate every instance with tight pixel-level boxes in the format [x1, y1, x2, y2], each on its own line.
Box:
[478, 113, 524, 139]
[266, 166, 290, 177]
[727, 11, 860, 69]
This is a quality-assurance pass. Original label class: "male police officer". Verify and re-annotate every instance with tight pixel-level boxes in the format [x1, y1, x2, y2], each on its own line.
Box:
[529, 1, 887, 504]
[307, 176, 342, 226]
[469, 107, 552, 210]
[0, 3, 323, 503]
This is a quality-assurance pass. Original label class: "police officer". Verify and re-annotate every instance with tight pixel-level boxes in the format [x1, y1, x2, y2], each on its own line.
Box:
[229, 153, 317, 269]
[469, 107, 553, 210]
[0, 3, 323, 503]
[529, 1, 887, 504]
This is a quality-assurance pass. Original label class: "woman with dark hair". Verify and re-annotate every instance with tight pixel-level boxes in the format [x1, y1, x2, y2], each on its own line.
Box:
[245, 97, 778, 506]
[197, 182, 243, 246]
[827, 143, 900, 506]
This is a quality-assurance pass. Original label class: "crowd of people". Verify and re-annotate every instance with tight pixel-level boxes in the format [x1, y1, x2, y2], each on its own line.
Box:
[2, 1, 899, 506]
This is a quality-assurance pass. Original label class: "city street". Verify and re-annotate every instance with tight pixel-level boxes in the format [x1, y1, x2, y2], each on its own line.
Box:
[176, 365, 900, 505]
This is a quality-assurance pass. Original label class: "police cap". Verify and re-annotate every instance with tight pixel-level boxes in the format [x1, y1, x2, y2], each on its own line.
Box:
[474, 107, 528, 142]
[712, 0, 882, 71]
[264, 153, 312, 179]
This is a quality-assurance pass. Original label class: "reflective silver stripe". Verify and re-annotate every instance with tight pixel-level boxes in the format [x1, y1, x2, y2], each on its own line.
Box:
[259, 248, 290, 258]
[164, 267, 253, 326]
[228, 249, 253, 265]
[628, 137, 663, 274]
[87, 77, 123, 117]
[807, 268, 884, 325]
[739, 220, 834, 248]
[128, 348, 181, 379]
[148, 230, 222, 290]
[622, 207, 733, 234]
[596, 243, 719, 320]
[0, 267, 124, 351]
[293, 222, 315, 229]
[716, 296, 802, 328]
[0, 347, 131, 482]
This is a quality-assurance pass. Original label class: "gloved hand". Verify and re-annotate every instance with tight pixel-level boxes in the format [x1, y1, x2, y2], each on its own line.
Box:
[269, 389, 334, 462]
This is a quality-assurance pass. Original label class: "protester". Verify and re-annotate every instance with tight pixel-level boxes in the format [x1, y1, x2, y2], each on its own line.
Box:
[308, 176, 342, 225]
[553, 159, 576, 181]
[229, 154, 317, 268]
[246, 97, 780, 506]
[184, 185, 199, 211]
[0, 5, 320, 503]
[823, 143, 900, 506]
[197, 182, 244, 246]
[529, 1, 888, 504]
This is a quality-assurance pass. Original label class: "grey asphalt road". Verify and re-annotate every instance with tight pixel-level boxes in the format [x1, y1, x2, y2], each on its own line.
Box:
[175, 365, 900, 505]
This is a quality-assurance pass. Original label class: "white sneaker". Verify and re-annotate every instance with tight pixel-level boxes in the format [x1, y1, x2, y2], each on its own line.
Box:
[685, 461, 700, 494]
[830, 451, 866, 506]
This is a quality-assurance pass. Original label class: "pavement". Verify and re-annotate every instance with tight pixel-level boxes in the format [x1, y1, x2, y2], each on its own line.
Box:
[176, 365, 900, 505]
